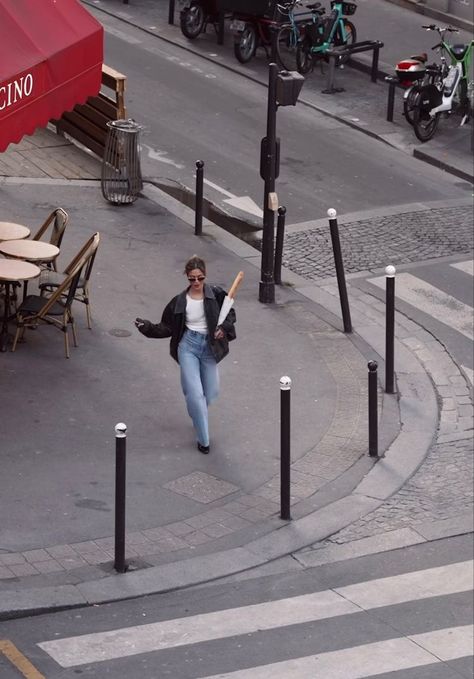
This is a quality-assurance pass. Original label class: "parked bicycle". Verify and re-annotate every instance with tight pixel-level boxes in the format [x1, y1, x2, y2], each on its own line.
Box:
[408, 25, 474, 142]
[276, 0, 325, 71]
[296, 0, 357, 74]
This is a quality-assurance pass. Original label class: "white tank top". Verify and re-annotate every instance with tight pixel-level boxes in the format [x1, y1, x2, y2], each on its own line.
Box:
[186, 295, 207, 333]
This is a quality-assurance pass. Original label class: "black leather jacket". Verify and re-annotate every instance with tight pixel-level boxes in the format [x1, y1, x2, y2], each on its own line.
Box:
[137, 284, 236, 364]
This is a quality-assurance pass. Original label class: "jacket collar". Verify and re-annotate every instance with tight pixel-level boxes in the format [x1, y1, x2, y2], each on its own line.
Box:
[174, 284, 215, 313]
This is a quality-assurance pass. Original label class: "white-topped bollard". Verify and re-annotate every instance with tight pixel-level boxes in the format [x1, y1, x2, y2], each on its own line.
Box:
[327, 208, 352, 333]
[280, 376, 292, 521]
[385, 265, 396, 394]
[114, 422, 127, 573]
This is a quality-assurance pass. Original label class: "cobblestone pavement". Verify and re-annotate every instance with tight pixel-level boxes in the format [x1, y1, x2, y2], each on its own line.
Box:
[283, 206, 474, 280]
[327, 436, 473, 544]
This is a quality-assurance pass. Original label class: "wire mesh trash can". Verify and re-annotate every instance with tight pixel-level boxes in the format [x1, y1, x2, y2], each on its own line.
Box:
[101, 119, 143, 205]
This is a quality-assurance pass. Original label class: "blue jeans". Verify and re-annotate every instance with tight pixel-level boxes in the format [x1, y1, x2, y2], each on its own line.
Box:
[177, 330, 219, 447]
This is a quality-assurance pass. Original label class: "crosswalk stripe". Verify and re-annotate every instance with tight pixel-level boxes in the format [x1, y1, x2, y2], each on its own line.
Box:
[370, 272, 474, 340]
[38, 560, 473, 668]
[451, 260, 474, 276]
[198, 625, 473, 679]
[334, 559, 472, 609]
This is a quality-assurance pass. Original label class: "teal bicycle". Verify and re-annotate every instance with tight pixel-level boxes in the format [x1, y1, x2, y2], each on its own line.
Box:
[296, 0, 357, 74]
[276, 0, 325, 71]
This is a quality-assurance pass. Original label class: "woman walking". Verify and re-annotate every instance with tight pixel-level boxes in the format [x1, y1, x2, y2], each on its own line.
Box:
[135, 256, 236, 454]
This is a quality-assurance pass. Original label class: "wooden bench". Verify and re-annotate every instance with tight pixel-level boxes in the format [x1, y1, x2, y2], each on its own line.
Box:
[53, 65, 127, 158]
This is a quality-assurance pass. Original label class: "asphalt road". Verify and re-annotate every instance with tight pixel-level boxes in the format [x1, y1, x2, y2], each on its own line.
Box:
[1, 534, 472, 677]
[99, 10, 470, 225]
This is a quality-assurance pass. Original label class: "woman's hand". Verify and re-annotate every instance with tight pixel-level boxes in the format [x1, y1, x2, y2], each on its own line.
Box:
[214, 327, 225, 340]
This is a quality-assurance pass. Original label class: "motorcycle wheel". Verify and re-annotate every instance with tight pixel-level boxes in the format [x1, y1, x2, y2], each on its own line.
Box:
[296, 37, 313, 75]
[335, 20, 356, 66]
[403, 85, 421, 126]
[412, 92, 440, 142]
[234, 23, 257, 63]
[180, 3, 205, 39]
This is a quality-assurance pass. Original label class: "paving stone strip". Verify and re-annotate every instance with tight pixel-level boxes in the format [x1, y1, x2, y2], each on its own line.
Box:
[284, 206, 474, 280]
[304, 283, 473, 549]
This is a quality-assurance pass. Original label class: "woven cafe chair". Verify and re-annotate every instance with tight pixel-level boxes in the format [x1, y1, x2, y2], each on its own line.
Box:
[12, 237, 96, 358]
[38, 233, 100, 329]
[31, 207, 69, 270]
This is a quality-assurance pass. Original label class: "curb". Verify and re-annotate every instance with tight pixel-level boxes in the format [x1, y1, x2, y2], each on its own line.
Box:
[413, 147, 474, 185]
[0, 183, 448, 621]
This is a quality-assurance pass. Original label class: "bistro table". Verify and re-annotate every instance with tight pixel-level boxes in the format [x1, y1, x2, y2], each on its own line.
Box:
[0, 222, 30, 241]
[0, 259, 41, 351]
[0, 239, 59, 264]
[0, 239, 60, 301]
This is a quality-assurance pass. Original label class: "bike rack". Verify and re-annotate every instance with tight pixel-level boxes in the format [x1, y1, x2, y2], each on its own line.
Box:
[322, 40, 384, 94]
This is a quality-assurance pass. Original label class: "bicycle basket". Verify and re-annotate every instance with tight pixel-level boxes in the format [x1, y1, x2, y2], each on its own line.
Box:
[330, 1, 357, 15]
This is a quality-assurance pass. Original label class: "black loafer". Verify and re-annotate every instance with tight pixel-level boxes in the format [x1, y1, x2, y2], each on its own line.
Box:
[197, 442, 210, 454]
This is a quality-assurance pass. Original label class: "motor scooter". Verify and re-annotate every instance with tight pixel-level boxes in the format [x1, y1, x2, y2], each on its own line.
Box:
[179, 0, 220, 39]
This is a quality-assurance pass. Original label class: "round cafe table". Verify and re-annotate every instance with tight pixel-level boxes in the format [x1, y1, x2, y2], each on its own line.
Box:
[0, 259, 40, 352]
[0, 240, 59, 304]
[0, 222, 30, 241]
[0, 239, 59, 264]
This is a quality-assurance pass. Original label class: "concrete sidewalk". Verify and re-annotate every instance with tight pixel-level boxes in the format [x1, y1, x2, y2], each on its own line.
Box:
[0, 127, 471, 620]
[0, 0, 472, 620]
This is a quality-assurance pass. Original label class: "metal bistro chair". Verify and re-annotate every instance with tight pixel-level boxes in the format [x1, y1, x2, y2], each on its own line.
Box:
[38, 233, 100, 329]
[12, 237, 97, 358]
[31, 207, 69, 270]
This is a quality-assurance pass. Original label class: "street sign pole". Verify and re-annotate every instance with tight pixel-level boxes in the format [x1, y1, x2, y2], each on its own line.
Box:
[259, 63, 278, 304]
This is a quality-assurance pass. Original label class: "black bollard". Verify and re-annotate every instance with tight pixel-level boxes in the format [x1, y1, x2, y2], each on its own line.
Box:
[385, 77, 396, 122]
[114, 422, 127, 573]
[274, 206, 286, 285]
[280, 376, 292, 521]
[217, 12, 225, 45]
[385, 265, 396, 394]
[368, 362, 378, 457]
[168, 0, 175, 25]
[327, 208, 352, 333]
[195, 160, 204, 236]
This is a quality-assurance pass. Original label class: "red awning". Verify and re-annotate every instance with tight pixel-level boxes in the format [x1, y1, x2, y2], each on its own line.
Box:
[0, 0, 103, 151]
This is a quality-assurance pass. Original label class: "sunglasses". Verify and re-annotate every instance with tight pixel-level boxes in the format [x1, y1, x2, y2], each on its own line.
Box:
[188, 275, 206, 282]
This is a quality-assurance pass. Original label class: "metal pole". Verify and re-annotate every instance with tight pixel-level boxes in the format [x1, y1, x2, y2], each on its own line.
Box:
[327, 208, 352, 333]
[371, 44, 380, 82]
[114, 422, 127, 573]
[274, 206, 286, 285]
[280, 376, 291, 520]
[259, 63, 278, 304]
[368, 361, 378, 457]
[385, 265, 396, 394]
[386, 78, 396, 122]
[217, 12, 225, 45]
[168, 0, 175, 25]
[326, 53, 337, 92]
[195, 160, 204, 236]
